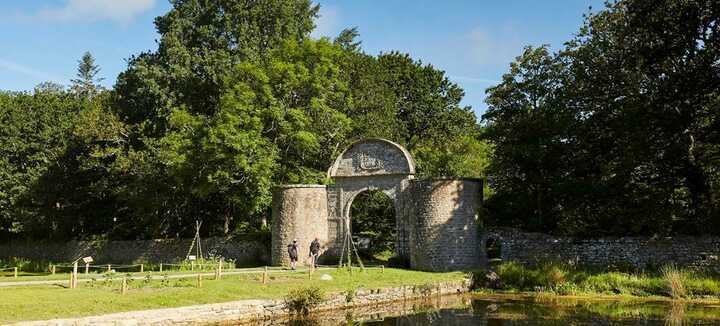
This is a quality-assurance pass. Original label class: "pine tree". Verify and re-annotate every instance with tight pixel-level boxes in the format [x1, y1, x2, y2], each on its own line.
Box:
[334, 27, 361, 52]
[70, 51, 104, 98]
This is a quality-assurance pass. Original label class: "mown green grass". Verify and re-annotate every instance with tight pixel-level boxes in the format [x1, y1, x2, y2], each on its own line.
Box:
[0, 268, 465, 323]
[486, 261, 720, 300]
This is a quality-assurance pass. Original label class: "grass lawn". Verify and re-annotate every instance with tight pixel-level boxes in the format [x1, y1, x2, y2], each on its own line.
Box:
[0, 268, 466, 323]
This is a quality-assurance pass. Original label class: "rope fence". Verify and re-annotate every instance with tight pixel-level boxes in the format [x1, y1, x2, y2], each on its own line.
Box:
[0, 267, 19, 278]
[2, 254, 389, 289]
[1, 260, 386, 286]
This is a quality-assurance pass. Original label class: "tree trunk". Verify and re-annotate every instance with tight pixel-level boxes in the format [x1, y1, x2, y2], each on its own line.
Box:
[223, 208, 232, 235]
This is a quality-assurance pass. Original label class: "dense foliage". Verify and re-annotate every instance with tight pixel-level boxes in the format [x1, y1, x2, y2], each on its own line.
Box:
[350, 190, 396, 255]
[484, 0, 720, 236]
[5, 0, 714, 241]
[0, 0, 487, 241]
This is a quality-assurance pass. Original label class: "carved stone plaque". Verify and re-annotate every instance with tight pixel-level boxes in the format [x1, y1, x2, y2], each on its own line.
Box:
[328, 139, 415, 177]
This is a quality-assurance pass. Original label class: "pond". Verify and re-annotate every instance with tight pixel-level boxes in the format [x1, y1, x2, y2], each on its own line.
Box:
[268, 295, 720, 326]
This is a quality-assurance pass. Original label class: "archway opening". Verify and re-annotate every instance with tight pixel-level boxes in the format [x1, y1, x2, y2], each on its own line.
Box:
[486, 237, 502, 266]
[349, 190, 396, 264]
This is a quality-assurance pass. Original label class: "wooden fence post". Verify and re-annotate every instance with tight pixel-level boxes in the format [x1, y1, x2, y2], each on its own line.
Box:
[13, 267, 18, 278]
[159, 263, 163, 273]
[107, 264, 111, 273]
[140, 264, 144, 273]
[217, 260, 223, 280]
[196, 273, 202, 288]
[191, 261, 195, 271]
[262, 266, 268, 284]
[71, 261, 79, 289]
[85, 263, 90, 275]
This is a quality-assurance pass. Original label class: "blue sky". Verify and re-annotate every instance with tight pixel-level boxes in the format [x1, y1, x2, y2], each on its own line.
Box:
[0, 0, 604, 116]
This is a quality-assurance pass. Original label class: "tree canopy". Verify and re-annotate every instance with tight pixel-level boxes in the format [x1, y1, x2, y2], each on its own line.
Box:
[483, 0, 720, 236]
[7, 0, 713, 241]
[0, 0, 488, 241]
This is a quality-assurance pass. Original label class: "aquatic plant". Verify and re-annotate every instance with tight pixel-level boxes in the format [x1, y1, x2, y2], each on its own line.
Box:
[661, 265, 687, 299]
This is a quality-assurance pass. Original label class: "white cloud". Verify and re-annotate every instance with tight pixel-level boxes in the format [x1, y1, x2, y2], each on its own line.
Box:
[37, 0, 156, 24]
[311, 6, 339, 39]
[466, 25, 525, 66]
[0, 58, 57, 81]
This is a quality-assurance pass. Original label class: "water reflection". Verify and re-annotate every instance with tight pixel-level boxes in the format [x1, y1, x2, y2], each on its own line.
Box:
[240, 295, 720, 326]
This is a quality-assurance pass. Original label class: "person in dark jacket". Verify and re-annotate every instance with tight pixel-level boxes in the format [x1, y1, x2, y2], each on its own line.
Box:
[287, 239, 299, 270]
[309, 238, 321, 268]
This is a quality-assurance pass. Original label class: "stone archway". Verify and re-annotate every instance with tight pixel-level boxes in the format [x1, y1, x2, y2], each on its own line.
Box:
[270, 138, 484, 271]
[325, 138, 415, 260]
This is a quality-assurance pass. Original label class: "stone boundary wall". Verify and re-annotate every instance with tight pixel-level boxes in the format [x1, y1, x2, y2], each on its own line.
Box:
[13, 279, 471, 326]
[485, 228, 720, 270]
[0, 237, 269, 264]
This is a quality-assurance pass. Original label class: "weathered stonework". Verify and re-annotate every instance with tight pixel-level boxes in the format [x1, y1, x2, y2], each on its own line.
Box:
[270, 185, 328, 266]
[0, 238, 267, 264]
[325, 139, 416, 259]
[327, 138, 415, 177]
[270, 138, 484, 272]
[408, 179, 483, 272]
[324, 177, 413, 258]
[484, 228, 720, 271]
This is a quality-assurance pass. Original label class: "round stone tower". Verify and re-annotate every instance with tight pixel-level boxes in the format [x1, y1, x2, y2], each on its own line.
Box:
[408, 179, 483, 271]
[270, 185, 328, 266]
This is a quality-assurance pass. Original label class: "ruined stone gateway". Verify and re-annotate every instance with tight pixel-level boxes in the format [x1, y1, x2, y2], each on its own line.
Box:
[271, 138, 483, 272]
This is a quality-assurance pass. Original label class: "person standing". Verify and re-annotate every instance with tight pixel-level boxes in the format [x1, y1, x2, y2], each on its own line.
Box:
[309, 238, 321, 268]
[287, 239, 299, 270]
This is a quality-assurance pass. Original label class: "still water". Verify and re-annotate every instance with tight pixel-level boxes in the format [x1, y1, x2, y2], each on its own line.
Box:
[274, 295, 720, 326]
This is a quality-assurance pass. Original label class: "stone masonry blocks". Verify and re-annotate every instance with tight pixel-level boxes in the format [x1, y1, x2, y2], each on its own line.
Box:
[271, 139, 484, 272]
[408, 179, 483, 272]
[270, 185, 328, 266]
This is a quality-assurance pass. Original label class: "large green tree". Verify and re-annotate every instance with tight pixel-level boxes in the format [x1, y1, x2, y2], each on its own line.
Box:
[1, 1, 490, 241]
[107, 0, 322, 237]
[483, 46, 573, 232]
[338, 37, 487, 179]
[484, 0, 720, 236]
[70, 52, 104, 98]
[114, 0, 319, 130]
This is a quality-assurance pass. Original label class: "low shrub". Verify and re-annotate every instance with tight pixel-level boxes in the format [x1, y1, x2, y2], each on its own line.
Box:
[496, 261, 534, 290]
[344, 288, 356, 303]
[685, 277, 720, 297]
[284, 286, 325, 316]
[486, 261, 720, 299]
[542, 264, 568, 289]
[0, 258, 53, 273]
[661, 265, 687, 299]
[496, 261, 572, 291]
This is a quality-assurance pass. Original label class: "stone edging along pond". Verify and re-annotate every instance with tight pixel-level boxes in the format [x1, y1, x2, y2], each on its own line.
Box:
[11, 279, 471, 326]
